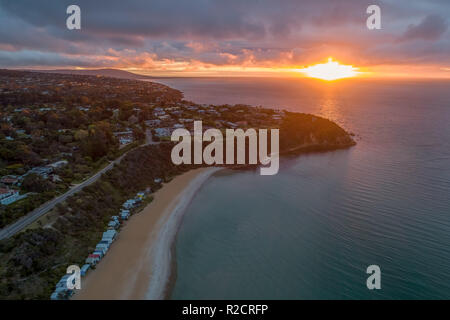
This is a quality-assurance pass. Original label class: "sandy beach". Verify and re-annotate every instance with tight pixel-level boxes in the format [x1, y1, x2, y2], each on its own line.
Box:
[74, 167, 219, 300]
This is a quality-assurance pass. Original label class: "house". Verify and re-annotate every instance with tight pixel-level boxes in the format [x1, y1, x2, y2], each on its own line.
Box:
[50, 292, 60, 300]
[0, 188, 22, 205]
[47, 160, 68, 169]
[24, 166, 53, 179]
[50, 287, 72, 300]
[101, 237, 113, 244]
[159, 114, 171, 121]
[136, 192, 145, 199]
[154, 178, 162, 184]
[85, 254, 101, 265]
[99, 240, 112, 248]
[123, 199, 136, 209]
[108, 220, 120, 229]
[87, 253, 101, 260]
[95, 245, 108, 255]
[113, 130, 133, 136]
[144, 119, 161, 127]
[154, 127, 171, 138]
[56, 275, 71, 288]
[80, 264, 90, 277]
[53, 277, 73, 299]
[97, 241, 109, 249]
[154, 108, 166, 117]
[92, 250, 104, 258]
[94, 250, 104, 257]
[114, 130, 134, 145]
[50, 174, 62, 182]
[119, 135, 133, 145]
[0, 175, 20, 185]
[207, 109, 220, 115]
[103, 230, 117, 241]
[120, 210, 130, 220]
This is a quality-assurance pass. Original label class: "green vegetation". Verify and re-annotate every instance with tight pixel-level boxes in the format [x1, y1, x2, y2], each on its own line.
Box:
[279, 112, 356, 151]
[0, 144, 194, 299]
[0, 192, 63, 229]
[0, 70, 180, 226]
[0, 70, 355, 300]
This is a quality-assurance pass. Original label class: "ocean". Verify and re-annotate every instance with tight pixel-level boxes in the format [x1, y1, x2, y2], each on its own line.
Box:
[153, 77, 450, 299]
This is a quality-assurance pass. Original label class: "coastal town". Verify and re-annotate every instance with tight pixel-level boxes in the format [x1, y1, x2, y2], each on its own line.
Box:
[0, 70, 354, 299]
[0, 70, 287, 229]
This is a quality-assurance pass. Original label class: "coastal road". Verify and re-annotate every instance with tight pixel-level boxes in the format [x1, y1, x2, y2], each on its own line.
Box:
[0, 131, 159, 240]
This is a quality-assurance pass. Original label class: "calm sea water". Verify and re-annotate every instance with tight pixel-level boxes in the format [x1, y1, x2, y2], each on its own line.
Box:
[154, 77, 450, 299]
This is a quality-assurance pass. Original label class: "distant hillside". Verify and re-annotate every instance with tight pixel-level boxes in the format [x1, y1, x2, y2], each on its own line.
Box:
[27, 68, 155, 80]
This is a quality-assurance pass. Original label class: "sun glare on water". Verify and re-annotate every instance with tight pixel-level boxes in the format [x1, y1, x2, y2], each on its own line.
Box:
[298, 58, 359, 81]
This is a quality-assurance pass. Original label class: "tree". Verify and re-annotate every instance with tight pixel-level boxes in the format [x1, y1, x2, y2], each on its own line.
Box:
[22, 173, 55, 193]
[74, 129, 88, 141]
[81, 121, 117, 161]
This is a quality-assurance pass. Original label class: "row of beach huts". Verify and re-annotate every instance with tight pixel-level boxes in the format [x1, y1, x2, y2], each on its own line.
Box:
[50, 190, 150, 300]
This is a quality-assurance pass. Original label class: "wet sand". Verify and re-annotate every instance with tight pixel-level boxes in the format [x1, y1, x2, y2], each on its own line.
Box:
[74, 167, 219, 300]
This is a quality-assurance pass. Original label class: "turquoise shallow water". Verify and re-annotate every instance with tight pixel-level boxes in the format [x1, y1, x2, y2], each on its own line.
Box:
[153, 78, 450, 299]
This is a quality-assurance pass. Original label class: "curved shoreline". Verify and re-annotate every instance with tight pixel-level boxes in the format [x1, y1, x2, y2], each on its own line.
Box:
[145, 167, 221, 299]
[74, 167, 220, 300]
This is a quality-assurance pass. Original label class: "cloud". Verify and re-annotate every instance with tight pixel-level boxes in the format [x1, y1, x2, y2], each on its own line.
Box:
[400, 14, 448, 41]
[0, 0, 449, 73]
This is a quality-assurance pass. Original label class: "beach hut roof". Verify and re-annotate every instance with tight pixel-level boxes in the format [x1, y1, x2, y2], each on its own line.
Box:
[50, 292, 59, 300]
[81, 264, 90, 272]
[59, 274, 70, 281]
[55, 287, 68, 293]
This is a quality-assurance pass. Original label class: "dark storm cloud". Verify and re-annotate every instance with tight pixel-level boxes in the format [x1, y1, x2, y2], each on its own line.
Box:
[400, 14, 448, 41]
[0, 0, 449, 69]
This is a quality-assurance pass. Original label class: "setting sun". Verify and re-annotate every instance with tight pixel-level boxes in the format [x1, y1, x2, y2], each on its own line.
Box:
[298, 58, 360, 80]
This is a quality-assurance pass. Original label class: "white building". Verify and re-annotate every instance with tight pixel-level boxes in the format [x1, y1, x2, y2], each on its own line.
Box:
[47, 160, 69, 169]
[145, 119, 161, 127]
[154, 127, 172, 138]
[0, 188, 23, 205]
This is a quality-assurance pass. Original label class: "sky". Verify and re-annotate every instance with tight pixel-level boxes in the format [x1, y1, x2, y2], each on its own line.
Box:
[0, 0, 449, 78]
